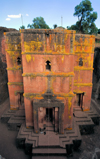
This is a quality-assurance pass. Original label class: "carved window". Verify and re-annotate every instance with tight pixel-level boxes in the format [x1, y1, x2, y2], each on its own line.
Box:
[79, 58, 83, 66]
[46, 33, 49, 37]
[46, 60, 51, 71]
[17, 57, 21, 65]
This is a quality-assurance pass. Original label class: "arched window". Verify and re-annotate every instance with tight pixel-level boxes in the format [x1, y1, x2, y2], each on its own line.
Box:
[46, 60, 51, 71]
[17, 57, 21, 65]
[79, 58, 83, 66]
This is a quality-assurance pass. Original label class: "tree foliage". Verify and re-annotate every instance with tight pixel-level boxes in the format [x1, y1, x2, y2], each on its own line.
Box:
[68, 0, 98, 34]
[98, 29, 100, 34]
[53, 24, 57, 29]
[20, 25, 25, 29]
[27, 17, 50, 29]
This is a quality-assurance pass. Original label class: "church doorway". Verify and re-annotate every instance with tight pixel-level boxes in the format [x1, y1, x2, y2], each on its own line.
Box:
[76, 93, 84, 110]
[46, 108, 53, 122]
[38, 107, 59, 132]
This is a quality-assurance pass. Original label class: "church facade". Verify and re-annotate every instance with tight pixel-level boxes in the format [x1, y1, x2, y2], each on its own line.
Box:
[4, 29, 95, 133]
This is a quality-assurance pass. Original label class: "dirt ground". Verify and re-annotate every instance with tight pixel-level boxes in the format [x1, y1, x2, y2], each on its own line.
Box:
[0, 98, 100, 159]
[0, 99, 30, 159]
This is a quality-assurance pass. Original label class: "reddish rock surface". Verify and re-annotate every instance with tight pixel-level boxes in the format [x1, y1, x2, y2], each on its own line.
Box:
[0, 98, 100, 159]
[0, 27, 18, 104]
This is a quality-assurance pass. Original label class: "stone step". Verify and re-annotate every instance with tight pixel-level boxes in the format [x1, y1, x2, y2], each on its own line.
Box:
[1, 114, 11, 123]
[59, 135, 73, 146]
[16, 124, 32, 141]
[7, 109, 16, 113]
[27, 136, 38, 147]
[76, 120, 94, 126]
[59, 119, 82, 149]
[75, 117, 94, 122]
[65, 123, 78, 137]
[87, 113, 100, 117]
[74, 110, 87, 118]
[32, 147, 66, 156]
[7, 118, 24, 130]
[46, 126, 54, 131]
[73, 107, 82, 111]
[32, 156, 67, 159]
[38, 131, 60, 147]
[8, 116, 25, 121]
[45, 122, 54, 127]
[31, 131, 40, 137]
[70, 119, 81, 138]
[18, 123, 33, 135]
[14, 109, 25, 117]
[61, 139, 73, 148]
[1, 109, 16, 123]
[8, 116, 25, 127]
[25, 138, 36, 146]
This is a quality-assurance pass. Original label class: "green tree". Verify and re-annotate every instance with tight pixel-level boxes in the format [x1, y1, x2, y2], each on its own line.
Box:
[20, 25, 25, 29]
[27, 17, 50, 29]
[67, 24, 78, 30]
[68, 0, 98, 34]
[53, 24, 57, 29]
[98, 29, 100, 34]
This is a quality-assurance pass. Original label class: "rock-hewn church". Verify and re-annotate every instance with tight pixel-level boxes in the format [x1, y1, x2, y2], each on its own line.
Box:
[4, 29, 95, 133]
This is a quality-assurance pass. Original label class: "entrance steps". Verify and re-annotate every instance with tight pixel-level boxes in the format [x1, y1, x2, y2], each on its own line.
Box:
[86, 100, 100, 125]
[59, 118, 82, 151]
[45, 122, 54, 131]
[16, 122, 39, 154]
[38, 131, 59, 147]
[32, 147, 66, 156]
[32, 127, 66, 156]
[1, 109, 16, 123]
[16, 120, 82, 156]
[32, 156, 67, 159]
[1, 100, 100, 158]
[1, 105, 25, 130]
[15, 106, 99, 157]
[73, 106, 96, 134]
[16, 122, 67, 156]
[46, 126, 54, 131]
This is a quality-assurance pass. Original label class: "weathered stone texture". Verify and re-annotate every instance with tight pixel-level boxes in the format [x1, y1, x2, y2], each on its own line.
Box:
[4, 29, 95, 133]
[0, 27, 18, 104]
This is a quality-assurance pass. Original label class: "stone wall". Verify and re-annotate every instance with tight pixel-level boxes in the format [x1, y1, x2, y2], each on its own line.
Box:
[4, 32, 23, 109]
[0, 27, 18, 104]
[74, 34, 95, 110]
[20, 29, 75, 130]
[3, 29, 96, 132]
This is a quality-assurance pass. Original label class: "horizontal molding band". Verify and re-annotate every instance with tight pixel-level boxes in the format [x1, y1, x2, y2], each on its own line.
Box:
[22, 52, 74, 55]
[24, 91, 75, 99]
[73, 90, 86, 94]
[20, 29, 76, 34]
[54, 92, 75, 97]
[74, 83, 92, 87]
[74, 66, 93, 71]
[74, 52, 94, 54]
[6, 51, 94, 55]
[8, 82, 23, 86]
[6, 50, 21, 52]
[7, 66, 22, 71]
[22, 72, 75, 77]
[6, 42, 21, 44]
[74, 44, 94, 46]
[24, 93, 42, 99]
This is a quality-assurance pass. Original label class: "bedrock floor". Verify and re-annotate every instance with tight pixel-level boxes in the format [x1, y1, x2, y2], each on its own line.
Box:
[0, 98, 100, 159]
